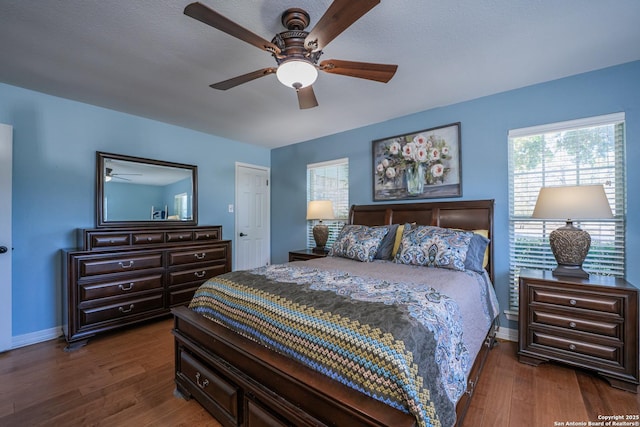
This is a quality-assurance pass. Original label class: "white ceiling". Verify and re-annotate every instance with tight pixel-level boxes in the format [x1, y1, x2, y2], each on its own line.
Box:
[1, 1, 639, 149]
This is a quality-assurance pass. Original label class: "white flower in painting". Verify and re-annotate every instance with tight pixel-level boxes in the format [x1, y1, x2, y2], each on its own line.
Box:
[415, 147, 429, 162]
[431, 163, 444, 177]
[402, 142, 417, 160]
[382, 158, 390, 168]
[413, 134, 428, 147]
[430, 148, 440, 161]
[389, 141, 402, 155]
[377, 163, 385, 173]
[441, 146, 450, 156]
[386, 167, 396, 179]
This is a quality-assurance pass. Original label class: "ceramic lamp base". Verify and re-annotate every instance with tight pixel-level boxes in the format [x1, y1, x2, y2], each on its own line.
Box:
[312, 224, 329, 253]
[549, 222, 591, 278]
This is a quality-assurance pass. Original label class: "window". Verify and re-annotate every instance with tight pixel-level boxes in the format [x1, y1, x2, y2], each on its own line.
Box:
[307, 158, 349, 249]
[508, 113, 626, 310]
[174, 193, 188, 220]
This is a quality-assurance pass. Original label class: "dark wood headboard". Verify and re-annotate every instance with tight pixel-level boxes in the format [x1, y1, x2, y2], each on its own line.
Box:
[349, 200, 495, 283]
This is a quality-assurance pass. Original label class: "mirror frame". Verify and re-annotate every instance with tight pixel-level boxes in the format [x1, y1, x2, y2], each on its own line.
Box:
[96, 152, 198, 228]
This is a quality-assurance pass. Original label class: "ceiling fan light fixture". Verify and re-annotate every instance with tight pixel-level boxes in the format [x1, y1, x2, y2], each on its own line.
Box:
[276, 59, 318, 89]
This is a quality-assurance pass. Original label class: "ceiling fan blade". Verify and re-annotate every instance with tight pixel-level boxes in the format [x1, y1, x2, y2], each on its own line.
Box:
[184, 2, 281, 54]
[296, 86, 319, 109]
[305, 0, 379, 51]
[320, 59, 397, 83]
[210, 68, 277, 90]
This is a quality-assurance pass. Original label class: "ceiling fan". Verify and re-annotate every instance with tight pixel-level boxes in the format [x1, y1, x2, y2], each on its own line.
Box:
[105, 168, 141, 182]
[184, 1, 398, 109]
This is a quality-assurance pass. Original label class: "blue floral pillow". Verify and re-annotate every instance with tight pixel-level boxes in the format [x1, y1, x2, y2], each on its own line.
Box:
[329, 225, 389, 262]
[394, 225, 473, 271]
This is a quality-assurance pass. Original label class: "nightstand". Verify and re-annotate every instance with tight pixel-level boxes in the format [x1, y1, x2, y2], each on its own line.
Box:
[288, 249, 328, 262]
[518, 269, 639, 392]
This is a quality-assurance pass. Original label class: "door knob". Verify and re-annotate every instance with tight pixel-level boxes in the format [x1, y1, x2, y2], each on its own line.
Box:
[239, 232, 248, 237]
[0, 246, 7, 254]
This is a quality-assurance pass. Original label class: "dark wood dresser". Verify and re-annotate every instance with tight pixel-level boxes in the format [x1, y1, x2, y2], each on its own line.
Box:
[518, 269, 639, 392]
[62, 226, 231, 350]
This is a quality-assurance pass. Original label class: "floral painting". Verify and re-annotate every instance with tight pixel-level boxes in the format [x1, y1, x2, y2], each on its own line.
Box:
[373, 123, 461, 201]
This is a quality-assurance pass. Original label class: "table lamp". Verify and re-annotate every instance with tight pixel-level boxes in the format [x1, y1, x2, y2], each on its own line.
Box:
[532, 184, 613, 278]
[306, 200, 335, 253]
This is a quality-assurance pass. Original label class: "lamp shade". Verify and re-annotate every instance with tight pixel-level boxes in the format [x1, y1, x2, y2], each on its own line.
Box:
[276, 59, 318, 89]
[532, 185, 613, 220]
[306, 200, 335, 220]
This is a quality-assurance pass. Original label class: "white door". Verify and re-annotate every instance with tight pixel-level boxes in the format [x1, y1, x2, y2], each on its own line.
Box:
[235, 163, 270, 271]
[0, 124, 13, 352]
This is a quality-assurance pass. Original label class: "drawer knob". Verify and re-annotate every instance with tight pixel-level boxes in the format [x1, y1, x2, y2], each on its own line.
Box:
[569, 321, 576, 328]
[147, 237, 153, 241]
[569, 344, 576, 351]
[194, 253, 206, 260]
[195, 372, 209, 389]
[205, 234, 210, 238]
[119, 260, 134, 269]
[194, 271, 206, 278]
[569, 299, 577, 306]
[119, 283, 135, 291]
[118, 304, 134, 314]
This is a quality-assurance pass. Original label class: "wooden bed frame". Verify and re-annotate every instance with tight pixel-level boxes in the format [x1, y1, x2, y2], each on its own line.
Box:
[172, 199, 498, 427]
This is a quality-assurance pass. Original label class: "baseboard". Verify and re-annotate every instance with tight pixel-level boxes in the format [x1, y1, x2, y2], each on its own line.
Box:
[11, 326, 61, 350]
[496, 326, 518, 342]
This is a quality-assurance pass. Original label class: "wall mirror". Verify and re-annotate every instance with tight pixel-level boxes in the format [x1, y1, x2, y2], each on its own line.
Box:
[96, 152, 198, 228]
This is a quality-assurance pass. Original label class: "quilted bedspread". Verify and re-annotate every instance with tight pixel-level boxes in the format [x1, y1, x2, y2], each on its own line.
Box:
[189, 262, 498, 427]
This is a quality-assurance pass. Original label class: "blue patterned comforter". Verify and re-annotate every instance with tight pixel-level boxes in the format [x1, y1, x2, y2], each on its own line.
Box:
[189, 261, 498, 427]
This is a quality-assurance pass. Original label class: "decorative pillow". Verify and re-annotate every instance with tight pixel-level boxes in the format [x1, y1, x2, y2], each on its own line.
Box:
[472, 229, 490, 268]
[329, 225, 389, 262]
[394, 225, 473, 271]
[464, 232, 490, 273]
[374, 224, 399, 260]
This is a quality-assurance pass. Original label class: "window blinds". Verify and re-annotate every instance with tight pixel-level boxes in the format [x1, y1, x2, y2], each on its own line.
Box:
[307, 158, 349, 249]
[507, 113, 626, 310]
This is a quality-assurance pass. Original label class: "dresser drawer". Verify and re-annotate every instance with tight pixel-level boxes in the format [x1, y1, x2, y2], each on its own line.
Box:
[79, 293, 164, 326]
[168, 264, 228, 287]
[178, 349, 240, 423]
[194, 229, 220, 241]
[79, 253, 163, 278]
[531, 288, 622, 315]
[531, 330, 621, 363]
[532, 309, 621, 338]
[90, 233, 131, 248]
[167, 247, 228, 267]
[79, 274, 163, 301]
[167, 231, 193, 243]
[132, 232, 164, 245]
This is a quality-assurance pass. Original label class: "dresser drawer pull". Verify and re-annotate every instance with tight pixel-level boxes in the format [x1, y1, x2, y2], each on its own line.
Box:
[118, 304, 135, 313]
[569, 299, 577, 306]
[119, 283, 135, 291]
[147, 237, 153, 241]
[194, 271, 206, 278]
[195, 372, 209, 389]
[194, 253, 206, 260]
[569, 321, 576, 328]
[569, 344, 577, 351]
[119, 261, 134, 269]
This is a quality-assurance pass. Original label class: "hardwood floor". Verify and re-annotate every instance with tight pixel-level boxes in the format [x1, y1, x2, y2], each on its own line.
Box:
[0, 318, 638, 426]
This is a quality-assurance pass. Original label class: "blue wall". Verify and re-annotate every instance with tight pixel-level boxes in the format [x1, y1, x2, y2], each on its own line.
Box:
[271, 61, 640, 330]
[0, 83, 270, 337]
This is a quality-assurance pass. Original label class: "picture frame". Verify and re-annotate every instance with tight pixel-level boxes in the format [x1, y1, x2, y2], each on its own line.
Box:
[372, 122, 462, 201]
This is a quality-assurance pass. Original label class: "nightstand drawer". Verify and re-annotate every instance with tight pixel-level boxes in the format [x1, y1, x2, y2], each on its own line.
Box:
[532, 331, 620, 363]
[532, 309, 621, 338]
[532, 288, 622, 315]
